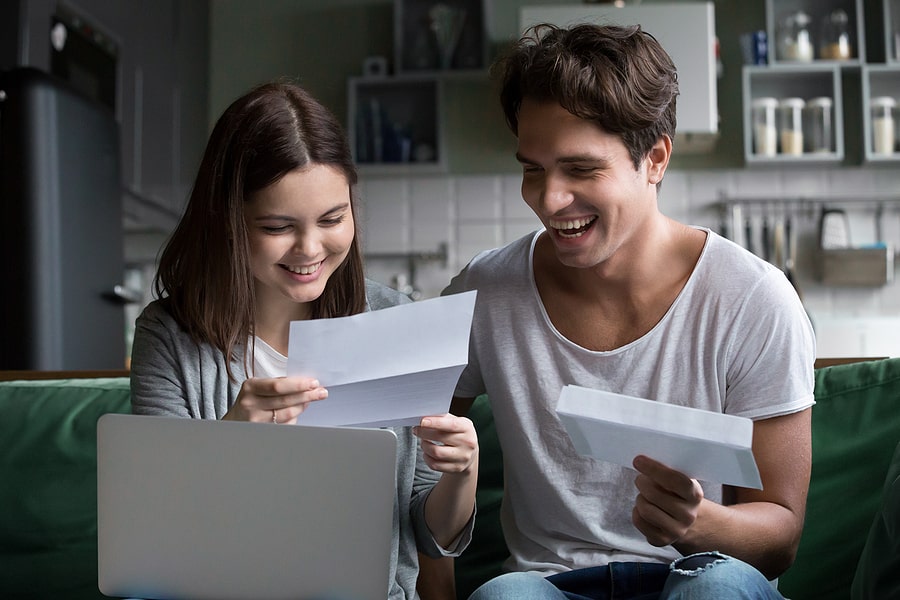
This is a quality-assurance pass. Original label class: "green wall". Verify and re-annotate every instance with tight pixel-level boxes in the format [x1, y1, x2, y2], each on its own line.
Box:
[209, 0, 767, 173]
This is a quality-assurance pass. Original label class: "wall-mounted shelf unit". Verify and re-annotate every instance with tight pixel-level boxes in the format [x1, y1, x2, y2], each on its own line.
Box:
[742, 64, 845, 164]
[348, 75, 446, 175]
[744, 0, 900, 165]
[766, 0, 865, 66]
[394, 0, 489, 74]
[347, 0, 489, 174]
[861, 64, 900, 161]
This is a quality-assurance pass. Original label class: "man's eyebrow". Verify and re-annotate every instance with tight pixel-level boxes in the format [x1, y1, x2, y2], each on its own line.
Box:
[515, 152, 608, 165]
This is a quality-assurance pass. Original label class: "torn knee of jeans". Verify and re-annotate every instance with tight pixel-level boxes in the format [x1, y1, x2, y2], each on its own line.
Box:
[670, 551, 730, 576]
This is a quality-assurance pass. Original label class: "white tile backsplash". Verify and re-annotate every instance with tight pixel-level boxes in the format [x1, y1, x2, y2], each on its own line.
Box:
[360, 166, 900, 357]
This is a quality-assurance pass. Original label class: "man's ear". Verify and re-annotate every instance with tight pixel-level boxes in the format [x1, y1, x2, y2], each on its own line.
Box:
[646, 135, 672, 185]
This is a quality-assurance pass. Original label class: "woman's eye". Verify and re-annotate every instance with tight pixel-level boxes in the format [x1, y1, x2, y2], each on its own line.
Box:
[320, 215, 346, 226]
[262, 225, 290, 233]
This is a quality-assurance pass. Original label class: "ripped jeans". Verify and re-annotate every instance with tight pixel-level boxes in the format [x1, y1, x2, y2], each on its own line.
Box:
[466, 552, 785, 600]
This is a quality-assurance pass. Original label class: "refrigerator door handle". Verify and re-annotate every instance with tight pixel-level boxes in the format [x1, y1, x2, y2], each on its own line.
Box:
[103, 285, 142, 305]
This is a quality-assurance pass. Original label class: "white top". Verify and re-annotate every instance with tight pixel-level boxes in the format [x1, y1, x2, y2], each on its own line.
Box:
[444, 228, 816, 574]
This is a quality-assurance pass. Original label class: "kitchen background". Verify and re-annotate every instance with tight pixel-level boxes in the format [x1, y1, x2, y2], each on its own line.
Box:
[2, 0, 899, 367]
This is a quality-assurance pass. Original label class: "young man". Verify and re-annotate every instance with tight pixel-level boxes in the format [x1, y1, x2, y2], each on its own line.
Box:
[444, 23, 816, 600]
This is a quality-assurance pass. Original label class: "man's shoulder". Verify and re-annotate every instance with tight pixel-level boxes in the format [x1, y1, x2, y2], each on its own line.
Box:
[456, 231, 538, 281]
[365, 279, 412, 310]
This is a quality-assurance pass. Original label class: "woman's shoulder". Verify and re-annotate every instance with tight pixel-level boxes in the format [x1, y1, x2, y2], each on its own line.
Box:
[365, 279, 411, 311]
[136, 298, 172, 323]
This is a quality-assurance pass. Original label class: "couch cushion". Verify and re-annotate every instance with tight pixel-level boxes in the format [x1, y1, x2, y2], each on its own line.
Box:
[0, 377, 131, 600]
[851, 439, 900, 599]
[779, 358, 900, 600]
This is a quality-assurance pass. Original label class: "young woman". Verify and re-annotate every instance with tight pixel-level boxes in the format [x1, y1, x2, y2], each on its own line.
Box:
[129, 80, 478, 600]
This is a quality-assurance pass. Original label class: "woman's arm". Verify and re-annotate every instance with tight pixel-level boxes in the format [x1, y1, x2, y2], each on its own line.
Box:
[414, 414, 479, 548]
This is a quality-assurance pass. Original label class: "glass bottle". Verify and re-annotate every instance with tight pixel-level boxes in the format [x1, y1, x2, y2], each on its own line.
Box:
[818, 10, 852, 60]
[778, 11, 814, 62]
[778, 97, 806, 155]
[805, 97, 833, 154]
[870, 97, 896, 155]
[751, 97, 778, 156]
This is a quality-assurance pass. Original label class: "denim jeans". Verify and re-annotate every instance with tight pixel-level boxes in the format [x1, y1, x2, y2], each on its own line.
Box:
[466, 552, 785, 600]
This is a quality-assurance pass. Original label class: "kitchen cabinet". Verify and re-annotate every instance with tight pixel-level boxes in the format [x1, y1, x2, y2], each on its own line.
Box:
[743, 0, 900, 165]
[6, 0, 209, 230]
[348, 0, 488, 173]
[519, 3, 719, 152]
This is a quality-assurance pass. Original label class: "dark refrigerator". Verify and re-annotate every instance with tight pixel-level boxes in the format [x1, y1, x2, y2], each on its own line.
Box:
[0, 67, 126, 370]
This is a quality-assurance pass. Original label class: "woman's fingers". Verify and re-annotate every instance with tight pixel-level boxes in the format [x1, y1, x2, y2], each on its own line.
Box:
[226, 376, 328, 423]
[414, 414, 478, 473]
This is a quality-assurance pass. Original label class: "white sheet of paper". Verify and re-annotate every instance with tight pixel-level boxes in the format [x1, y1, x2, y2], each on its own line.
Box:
[286, 291, 476, 427]
[556, 385, 762, 489]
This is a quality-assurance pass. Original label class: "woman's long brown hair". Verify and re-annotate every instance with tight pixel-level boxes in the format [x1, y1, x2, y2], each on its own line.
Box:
[154, 81, 366, 380]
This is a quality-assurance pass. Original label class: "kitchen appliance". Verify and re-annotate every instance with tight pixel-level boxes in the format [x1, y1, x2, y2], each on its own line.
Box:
[49, 4, 118, 112]
[0, 67, 126, 369]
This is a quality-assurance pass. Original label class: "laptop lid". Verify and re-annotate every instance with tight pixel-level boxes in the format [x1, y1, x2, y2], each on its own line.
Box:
[97, 414, 397, 600]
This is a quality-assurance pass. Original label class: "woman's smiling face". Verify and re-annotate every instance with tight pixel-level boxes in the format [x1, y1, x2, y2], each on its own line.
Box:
[244, 164, 355, 319]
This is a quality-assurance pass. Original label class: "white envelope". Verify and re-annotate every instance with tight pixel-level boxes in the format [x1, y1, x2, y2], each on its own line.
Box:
[556, 385, 762, 489]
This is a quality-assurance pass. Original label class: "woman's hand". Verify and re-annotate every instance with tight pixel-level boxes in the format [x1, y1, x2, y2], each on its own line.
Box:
[223, 376, 328, 424]
[416, 414, 479, 548]
[413, 414, 478, 475]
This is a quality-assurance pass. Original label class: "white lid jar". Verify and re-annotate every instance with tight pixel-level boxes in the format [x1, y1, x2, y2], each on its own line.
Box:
[870, 96, 896, 155]
[805, 97, 833, 153]
[751, 97, 778, 156]
[778, 97, 806, 155]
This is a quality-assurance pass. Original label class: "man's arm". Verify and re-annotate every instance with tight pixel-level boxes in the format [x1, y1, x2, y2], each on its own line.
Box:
[632, 408, 812, 580]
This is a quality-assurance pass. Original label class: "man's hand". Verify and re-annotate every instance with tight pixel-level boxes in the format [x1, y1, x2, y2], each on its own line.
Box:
[631, 455, 704, 547]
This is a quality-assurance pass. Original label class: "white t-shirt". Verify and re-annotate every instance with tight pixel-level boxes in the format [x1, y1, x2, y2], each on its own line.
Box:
[444, 228, 816, 574]
[251, 336, 286, 378]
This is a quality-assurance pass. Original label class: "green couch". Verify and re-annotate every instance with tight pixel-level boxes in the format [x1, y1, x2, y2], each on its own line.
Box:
[1, 377, 130, 600]
[1, 359, 898, 600]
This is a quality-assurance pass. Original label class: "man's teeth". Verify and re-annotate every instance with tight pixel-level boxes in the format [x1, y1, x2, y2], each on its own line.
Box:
[285, 262, 321, 275]
[550, 216, 597, 238]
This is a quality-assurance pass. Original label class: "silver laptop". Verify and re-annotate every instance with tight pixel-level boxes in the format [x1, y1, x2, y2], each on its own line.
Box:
[97, 414, 398, 600]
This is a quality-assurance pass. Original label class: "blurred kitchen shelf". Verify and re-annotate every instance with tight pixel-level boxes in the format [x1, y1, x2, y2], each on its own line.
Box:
[766, 0, 865, 66]
[744, 0, 900, 166]
[348, 75, 447, 174]
[394, 0, 489, 73]
[861, 64, 900, 162]
[742, 65, 846, 164]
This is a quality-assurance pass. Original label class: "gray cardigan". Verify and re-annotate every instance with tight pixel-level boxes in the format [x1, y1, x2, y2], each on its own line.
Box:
[130, 279, 471, 600]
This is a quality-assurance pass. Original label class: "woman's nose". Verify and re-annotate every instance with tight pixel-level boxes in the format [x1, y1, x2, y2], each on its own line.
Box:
[291, 232, 321, 257]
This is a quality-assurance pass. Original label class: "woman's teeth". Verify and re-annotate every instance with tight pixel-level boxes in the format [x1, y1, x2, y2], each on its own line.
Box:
[284, 262, 321, 275]
[550, 216, 597, 238]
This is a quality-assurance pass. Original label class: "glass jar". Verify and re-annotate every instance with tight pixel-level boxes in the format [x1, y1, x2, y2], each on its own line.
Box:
[870, 96, 896, 155]
[751, 97, 778, 156]
[818, 9, 852, 60]
[778, 97, 806, 155]
[778, 11, 814, 62]
[805, 97, 833, 153]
